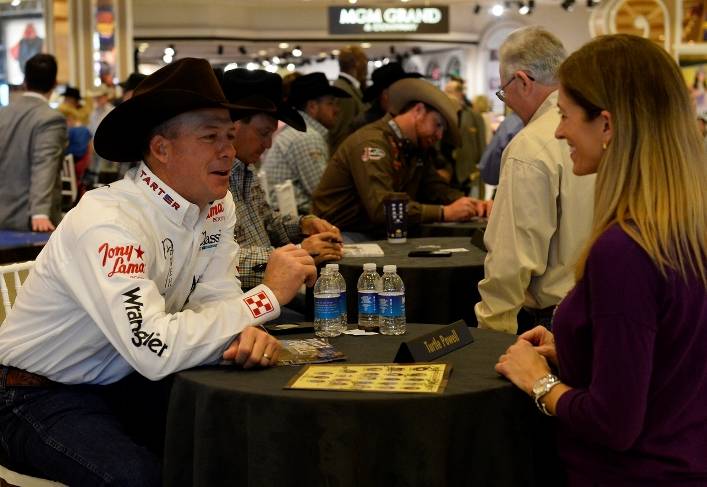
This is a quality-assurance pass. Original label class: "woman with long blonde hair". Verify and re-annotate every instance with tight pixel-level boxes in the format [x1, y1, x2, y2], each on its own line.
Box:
[496, 34, 707, 486]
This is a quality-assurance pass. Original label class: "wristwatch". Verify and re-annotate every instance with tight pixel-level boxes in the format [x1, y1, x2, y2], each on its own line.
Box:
[531, 373, 560, 416]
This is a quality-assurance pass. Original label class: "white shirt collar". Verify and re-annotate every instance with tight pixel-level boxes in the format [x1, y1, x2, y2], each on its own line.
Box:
[134, 162, 201, 228]
[339, 72, 360, 90]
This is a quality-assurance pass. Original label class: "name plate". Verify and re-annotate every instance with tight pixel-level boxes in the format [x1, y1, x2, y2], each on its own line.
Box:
[394, 320, 473, 363]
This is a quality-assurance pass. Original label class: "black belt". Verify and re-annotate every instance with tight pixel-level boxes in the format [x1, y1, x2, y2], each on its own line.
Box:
[1, 366, 56, 387]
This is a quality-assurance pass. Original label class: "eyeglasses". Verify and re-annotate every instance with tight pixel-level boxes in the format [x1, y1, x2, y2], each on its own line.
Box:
[495, 73, 535, 102]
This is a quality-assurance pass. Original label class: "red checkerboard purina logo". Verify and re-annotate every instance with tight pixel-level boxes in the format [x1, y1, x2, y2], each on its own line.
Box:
[244, 291, 273, 318]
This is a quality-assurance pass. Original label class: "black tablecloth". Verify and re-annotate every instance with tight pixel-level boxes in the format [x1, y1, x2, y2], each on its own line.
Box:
[0, 230, 48, 264]
[334, 237, 485, 325]
[163, 325, 562, 487]
[413, 219, 487, 238]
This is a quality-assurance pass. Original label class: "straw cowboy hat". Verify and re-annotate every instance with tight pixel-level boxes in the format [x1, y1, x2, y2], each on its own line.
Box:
[388, 77, 461, 146]
[94, 57, 275, 162]
[220, 68, 306, 132]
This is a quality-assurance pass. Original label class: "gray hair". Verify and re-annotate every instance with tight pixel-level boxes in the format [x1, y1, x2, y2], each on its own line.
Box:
[499, 26, 566, 86]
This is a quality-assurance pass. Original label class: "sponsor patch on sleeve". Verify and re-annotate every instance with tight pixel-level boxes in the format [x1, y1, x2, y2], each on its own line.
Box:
[243, 291, 274, 319]
[361, 147, 386, 162]
[98, 242, 146, 278]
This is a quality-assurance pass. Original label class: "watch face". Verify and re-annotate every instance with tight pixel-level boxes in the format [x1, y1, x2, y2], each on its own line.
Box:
[532, 380, 546, 397]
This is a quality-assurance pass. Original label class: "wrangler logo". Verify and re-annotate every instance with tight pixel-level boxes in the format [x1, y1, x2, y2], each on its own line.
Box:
[123, 287, 168, 357]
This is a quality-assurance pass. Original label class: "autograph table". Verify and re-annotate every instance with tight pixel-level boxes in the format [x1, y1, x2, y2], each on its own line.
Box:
[414, 219, 487, 238]
[336, 237, 485, 326]
[163, 325, 560, 487]
[0, 230, 50, 264]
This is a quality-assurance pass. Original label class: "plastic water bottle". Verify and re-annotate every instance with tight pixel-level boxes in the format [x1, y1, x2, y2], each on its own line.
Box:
[378, 265, 406, 335]
[357, 263, 381, 332]
[314, 268, 342, 337]
[326, 263, 347, 332]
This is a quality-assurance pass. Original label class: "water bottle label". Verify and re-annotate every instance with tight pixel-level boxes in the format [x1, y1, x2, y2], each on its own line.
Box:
[379, 293, 405, 318]
[339, 291, 347, 316]
[315, 296, 340, 320]
[358, 291, 378, 314]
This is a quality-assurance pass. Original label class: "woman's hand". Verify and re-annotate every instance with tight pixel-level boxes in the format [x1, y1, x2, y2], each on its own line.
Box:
[519, 325, 558, 368]
[495, 338, 552, 395]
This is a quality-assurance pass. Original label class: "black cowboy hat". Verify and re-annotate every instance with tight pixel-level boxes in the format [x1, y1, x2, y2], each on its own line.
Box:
[119, 72, 147, 92]
[61, 86, 82, 100]
[220, 68, 306, 132]
[94, 58, 276, 162]
[362, 63, 423, 103]
[288, 72, 350, 109]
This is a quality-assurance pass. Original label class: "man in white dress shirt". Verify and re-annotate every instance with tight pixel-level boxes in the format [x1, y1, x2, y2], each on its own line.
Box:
[474, 27, 596, 334]
[0, 58, 316, 485]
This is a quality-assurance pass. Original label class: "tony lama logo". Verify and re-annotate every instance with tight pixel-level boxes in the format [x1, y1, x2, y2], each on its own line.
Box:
[207, 202, 225, 222]
[199, 230, 221, 250]
[140, 169, 181, 210]
[122, 287, 168, 356]
[161, 238, 174, 289]
[98, 242, 145, 278]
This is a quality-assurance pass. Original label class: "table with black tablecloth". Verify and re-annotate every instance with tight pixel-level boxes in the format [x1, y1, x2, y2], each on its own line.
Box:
[413, 219, 487, 238]
[333, 237, 485, 326]
[0, 230, 49, 264]
[163, 325, 561, 487]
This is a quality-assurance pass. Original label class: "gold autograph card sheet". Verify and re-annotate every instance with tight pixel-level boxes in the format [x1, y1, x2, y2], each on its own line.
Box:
[285, 363, 451, 394]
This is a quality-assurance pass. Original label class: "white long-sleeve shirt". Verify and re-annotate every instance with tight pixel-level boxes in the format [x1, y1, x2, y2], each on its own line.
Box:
[474, 91, 595, 334]
[0, 163, 280, 384]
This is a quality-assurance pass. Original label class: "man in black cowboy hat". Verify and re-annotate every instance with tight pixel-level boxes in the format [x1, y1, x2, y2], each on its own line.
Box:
[352, 62, 422, 132]
[262, 72, 350, 214]
[0, 58, 316, 485]
[118, 72, 147, 102]
[221, 69, 343, 294]
[312, 77, 491, 238]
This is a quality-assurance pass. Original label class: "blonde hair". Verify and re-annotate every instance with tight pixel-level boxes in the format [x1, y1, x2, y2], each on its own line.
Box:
[559, 34, 707, 285]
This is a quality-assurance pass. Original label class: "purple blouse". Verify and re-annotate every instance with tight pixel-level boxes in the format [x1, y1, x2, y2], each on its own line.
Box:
[553, 225, 707, 486]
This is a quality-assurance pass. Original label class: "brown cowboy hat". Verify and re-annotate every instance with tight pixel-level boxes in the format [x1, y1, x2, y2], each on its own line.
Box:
[94, 57, 276, 162]
[388, 77, 461, 146]
[220, 68, 306, 132]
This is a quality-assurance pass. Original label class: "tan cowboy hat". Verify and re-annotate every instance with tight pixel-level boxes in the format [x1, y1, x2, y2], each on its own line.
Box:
[94, 57, 276, 162]
[388, 78, 461, 146]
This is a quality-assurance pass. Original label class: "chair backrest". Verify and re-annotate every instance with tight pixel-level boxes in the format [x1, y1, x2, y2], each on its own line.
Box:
[61, 154, 78, 205]
[0, 261, 35, 324]
[273, 179, 299, 220]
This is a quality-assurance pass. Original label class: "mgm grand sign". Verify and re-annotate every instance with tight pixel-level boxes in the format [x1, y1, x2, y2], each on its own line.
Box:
[328, 6, 449, 34]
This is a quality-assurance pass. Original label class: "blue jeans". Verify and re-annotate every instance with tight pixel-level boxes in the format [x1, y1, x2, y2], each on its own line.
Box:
[0, 370, 166, 486]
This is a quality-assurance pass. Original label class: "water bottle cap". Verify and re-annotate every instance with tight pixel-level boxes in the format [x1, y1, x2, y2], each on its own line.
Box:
[320, 267, 330, 275]
[383, 264, 397, 273]
[326, 263, 339, 271]
[363, 263, 376, 271]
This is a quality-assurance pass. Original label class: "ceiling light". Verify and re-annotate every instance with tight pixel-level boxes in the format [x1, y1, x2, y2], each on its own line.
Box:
[287, 63, 296, 72]
[348, 0, 357, 4]
[164, 46, 175, 57]
[279, 42, 289, 49]
[246, 62, 259, 71]
[138, 42, 149, 53]
[360, 42, 371, 49]
[518, 3, 530, 14]
[265, 65, 278, 73]
[374, 60, 383, 68]
[162, 54, 173, 63]
[11, 0, 21, 6]
[272, 56, 281, 64]
[292, 47, 302, 57]
[262, 59, 271, 66]
[490, 4, 504, 16]
[332, 49, 341, 56]
[224, 63, 238, 72]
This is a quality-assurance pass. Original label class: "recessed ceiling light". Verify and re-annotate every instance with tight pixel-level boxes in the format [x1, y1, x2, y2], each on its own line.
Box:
[224, 63, 238, 72]
[360, 42, 371, 49]
[287, 63, 296, 72]
[490, 4, 504, 16]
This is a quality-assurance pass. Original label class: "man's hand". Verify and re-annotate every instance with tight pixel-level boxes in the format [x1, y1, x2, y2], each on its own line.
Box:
[31, 216, 55, 232]
[263, 244, 317, 305]
[444, 197, 494, 221]
[301, 232, 344, 265]
[223, 326, 281, 369]
[300, 216, 340, 239]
